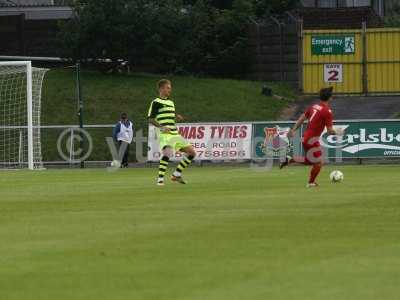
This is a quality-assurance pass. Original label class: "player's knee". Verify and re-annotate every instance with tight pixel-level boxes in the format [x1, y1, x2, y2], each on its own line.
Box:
[188, 148, 196, 158]
[162, 146, 173, 158]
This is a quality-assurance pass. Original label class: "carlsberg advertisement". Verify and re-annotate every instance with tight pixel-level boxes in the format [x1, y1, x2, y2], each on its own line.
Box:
[322, 121, 400, 158]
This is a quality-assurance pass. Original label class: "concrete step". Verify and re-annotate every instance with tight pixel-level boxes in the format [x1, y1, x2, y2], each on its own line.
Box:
[289, 96, 400, 120]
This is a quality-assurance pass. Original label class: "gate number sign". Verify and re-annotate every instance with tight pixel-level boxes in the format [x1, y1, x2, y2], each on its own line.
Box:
[324, 64, 343, 83]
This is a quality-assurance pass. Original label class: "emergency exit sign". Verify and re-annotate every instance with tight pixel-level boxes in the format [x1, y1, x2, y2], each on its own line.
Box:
[312, 35, 355, 55]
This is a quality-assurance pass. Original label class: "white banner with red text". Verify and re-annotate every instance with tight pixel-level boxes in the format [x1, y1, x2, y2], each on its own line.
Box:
[147, 123, 253, 161]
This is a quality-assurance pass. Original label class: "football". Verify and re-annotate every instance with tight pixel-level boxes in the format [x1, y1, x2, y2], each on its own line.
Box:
[110, 160, 121, 168]
[330, 170, 344, 183]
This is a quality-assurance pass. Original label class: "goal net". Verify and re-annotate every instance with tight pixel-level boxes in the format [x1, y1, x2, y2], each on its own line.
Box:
[0, 61, 48, 169]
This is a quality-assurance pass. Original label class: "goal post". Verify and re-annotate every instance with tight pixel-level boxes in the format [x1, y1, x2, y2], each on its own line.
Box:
[27, 61, 33, 170]
[0, 61, 48, 170]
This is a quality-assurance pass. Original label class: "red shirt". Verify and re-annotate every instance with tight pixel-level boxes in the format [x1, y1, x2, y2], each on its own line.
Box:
[303, 101, 333, 142]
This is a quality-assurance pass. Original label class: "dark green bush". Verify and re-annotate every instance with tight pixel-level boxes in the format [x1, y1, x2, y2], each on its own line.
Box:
[58, 0, 298, 77]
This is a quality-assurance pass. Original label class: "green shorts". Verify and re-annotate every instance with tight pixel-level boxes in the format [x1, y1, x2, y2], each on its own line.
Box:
[158, 132, 191, 152]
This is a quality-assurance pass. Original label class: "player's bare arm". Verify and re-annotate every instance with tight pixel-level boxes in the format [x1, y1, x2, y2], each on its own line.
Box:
[326, 126, 337, 135]
[176, 114, 185, 122]
[288, 113, 307, 138]
[327, 126, 345, 136]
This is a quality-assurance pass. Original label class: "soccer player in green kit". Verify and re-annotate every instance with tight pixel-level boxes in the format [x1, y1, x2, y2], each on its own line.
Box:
[147, 79, 196, 186]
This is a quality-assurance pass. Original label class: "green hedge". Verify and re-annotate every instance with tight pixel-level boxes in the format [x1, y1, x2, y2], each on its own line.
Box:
[57, 0, 299, 77]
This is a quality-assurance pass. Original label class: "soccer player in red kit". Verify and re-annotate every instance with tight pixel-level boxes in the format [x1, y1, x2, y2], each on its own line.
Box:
[280, 87, 343, 187]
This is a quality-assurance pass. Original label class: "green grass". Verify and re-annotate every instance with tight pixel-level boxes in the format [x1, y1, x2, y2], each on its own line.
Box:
[1, 165, 399, 299]
[42, 70, 294, 126]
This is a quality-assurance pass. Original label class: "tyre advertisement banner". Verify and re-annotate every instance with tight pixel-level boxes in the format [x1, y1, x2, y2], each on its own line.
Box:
[148, 123, 253, 161]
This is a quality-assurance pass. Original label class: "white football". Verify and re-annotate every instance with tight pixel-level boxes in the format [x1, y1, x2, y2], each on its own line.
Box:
[110, 160, 121, 168]
[330, 170, 344, 183]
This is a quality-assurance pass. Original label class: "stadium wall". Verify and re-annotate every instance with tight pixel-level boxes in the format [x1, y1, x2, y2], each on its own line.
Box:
[301, 26, 400, 94]
[3, 120, 397, 166]
[0, 15, 61, 57]
[247, 18, 299, 85]
[143, 120, 400, 163]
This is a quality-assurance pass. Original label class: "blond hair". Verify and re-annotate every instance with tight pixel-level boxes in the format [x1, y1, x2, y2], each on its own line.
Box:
[157, 79, 171, 90]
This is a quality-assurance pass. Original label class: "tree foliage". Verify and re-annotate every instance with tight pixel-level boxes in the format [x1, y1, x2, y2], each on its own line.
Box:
[58, 0, 298, 76]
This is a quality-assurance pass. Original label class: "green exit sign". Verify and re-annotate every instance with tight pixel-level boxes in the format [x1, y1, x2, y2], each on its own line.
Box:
[311, 35, 355, 55]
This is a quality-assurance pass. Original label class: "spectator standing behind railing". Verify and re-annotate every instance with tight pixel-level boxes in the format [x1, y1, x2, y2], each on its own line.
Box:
[113, 113, 134, 168]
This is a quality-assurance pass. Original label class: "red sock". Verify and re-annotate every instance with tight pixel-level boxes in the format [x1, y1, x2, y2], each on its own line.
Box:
[309, 164, 321, 184]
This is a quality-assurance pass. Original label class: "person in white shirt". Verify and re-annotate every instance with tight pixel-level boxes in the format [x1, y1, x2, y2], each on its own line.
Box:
[113, 113, 134, 167]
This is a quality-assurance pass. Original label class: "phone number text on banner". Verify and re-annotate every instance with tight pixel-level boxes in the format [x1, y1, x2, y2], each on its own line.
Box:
[148, 123, 253, 161]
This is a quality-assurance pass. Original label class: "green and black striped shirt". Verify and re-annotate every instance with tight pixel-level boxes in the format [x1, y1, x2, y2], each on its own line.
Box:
[147, 98, 178, 135]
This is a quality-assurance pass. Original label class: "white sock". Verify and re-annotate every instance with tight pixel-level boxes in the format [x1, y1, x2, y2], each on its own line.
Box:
[158, 178, 164, 182]
[173, 171, 181, 177]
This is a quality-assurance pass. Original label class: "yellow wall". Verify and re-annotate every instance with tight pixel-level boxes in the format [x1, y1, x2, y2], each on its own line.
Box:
[367, 28, 400, 93]
[302, 28, 400, 94]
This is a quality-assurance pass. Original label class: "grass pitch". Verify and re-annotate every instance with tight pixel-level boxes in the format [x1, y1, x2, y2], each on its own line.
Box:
[1, 165, 399, 300]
